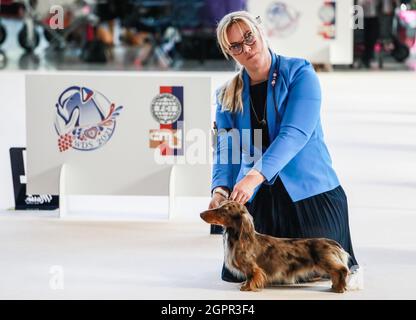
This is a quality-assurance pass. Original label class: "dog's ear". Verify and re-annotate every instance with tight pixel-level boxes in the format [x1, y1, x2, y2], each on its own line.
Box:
[200, 208, 226, 226]
[218, 197, 229, 206]
[239, 212, 255, 241]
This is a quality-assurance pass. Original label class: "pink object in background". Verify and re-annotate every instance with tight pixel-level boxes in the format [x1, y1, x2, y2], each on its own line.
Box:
[397, 10, 416, 26]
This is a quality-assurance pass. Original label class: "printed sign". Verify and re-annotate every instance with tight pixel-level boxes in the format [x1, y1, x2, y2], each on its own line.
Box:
[26, 74, 210, 196]
[265, 2, 300, 38]
[318, 1, 336, 39]
[149, 86, 184, 156]
[54, 86, 123, 152]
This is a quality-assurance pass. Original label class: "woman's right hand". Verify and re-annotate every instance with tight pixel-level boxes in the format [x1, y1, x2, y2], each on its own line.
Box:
[208, 193, 227, 209]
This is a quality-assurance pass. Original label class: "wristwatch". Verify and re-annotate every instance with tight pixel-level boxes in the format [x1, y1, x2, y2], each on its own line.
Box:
[212, 187, 229, 199]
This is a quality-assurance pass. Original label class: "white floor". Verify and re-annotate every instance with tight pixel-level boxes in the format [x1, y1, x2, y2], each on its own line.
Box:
[1, 71, 416, 299]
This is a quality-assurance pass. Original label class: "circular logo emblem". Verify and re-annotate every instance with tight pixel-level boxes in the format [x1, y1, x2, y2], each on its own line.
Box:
[54, 86, 123, 152]
[150, 93, 182, 124]
[319, 4, 336, 24]
[266, 2, 300, 38]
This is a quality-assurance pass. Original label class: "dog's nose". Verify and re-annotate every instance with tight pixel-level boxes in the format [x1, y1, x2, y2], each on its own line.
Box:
[200, 210, 213, 222]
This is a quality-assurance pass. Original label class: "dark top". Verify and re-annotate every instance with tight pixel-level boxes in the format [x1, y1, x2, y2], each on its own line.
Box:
[249, 80, 270, 149]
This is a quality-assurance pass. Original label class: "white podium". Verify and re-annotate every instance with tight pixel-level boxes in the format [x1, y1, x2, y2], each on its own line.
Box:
[26, 72, 212, 220]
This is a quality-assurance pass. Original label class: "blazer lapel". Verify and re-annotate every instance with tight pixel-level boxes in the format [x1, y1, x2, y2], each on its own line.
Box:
[266, 52, 277, 141]
[240, 70, 251, 152]
[241, 70, 251, 130]
[273, 56, 288, 142]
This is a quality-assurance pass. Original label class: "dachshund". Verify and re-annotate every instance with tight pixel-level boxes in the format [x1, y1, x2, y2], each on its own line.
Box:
[200, 200, 350, 293]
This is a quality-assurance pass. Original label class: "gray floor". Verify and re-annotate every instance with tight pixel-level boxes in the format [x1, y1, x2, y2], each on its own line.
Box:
[1, 71, 416, 299]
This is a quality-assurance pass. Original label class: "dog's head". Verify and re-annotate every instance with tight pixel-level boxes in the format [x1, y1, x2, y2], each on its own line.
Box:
[200, 200, 255, 234]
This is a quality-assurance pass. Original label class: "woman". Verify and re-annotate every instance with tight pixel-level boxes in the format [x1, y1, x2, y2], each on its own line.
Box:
[208, 11, 359, 283]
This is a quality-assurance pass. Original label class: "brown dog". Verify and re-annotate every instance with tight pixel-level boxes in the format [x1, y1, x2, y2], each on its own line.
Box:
[200, 200, 350, 293]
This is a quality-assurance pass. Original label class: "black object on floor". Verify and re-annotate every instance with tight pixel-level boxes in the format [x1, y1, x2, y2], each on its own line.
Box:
[9, 147, 59, 210]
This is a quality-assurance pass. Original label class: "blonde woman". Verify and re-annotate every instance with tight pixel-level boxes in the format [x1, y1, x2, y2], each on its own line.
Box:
[209, 11, 359, 283]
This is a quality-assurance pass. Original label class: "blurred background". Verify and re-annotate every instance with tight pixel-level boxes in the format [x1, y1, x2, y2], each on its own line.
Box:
[0, 0, 415, 71]
[0, 0, 245, 71]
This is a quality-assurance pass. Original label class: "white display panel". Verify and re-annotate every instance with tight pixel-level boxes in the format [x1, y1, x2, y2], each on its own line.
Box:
[26, 73, 211, 197]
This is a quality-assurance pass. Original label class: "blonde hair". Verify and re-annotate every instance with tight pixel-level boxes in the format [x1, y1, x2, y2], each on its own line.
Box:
[216, 11, 269, 113]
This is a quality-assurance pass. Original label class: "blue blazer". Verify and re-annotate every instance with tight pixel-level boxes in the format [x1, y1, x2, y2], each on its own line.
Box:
[212, 51, 340, 202]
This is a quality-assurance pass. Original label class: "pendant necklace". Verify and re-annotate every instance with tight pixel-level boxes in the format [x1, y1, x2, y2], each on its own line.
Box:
[249, 69, 278, 128]
[249, 95, 267, 128]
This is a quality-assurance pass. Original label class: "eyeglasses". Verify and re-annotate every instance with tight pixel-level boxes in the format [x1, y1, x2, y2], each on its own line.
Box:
[228, 32, 256, 56]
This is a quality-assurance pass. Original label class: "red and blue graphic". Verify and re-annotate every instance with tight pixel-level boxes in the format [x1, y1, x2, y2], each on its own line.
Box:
[149, 86, 184, 156]
[54, 86, 123, 152]
[266, 2, 300, 38]
[318, 0, 336, 40]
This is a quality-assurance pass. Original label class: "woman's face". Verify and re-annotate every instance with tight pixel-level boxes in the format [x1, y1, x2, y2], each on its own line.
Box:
[225, 21, 266, 69]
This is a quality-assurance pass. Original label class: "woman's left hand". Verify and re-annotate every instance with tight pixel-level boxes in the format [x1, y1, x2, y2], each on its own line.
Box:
[230, 169, 265, 204]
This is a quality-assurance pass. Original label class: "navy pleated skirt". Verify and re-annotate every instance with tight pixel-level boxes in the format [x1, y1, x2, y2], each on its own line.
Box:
[221, 177, 359, 282]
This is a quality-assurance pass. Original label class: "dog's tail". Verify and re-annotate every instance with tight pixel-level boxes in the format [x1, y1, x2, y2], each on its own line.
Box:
[328, 239, 350, 268]
[328, 240, 364, 291]
[335, 247, 350, 269]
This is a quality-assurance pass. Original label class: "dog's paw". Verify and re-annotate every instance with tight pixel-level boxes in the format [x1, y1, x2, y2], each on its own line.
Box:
[240, 286, 251, 291]
[240, 282, 251, 291]
[331, 284, 347, 293]
[240, 281, 261, 292]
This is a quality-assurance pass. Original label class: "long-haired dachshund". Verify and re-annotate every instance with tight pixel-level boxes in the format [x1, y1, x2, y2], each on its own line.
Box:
[200, 200, 350, 293]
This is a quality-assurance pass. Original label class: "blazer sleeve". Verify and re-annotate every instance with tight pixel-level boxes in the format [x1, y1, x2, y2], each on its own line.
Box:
[252, 60, 322, 183]
[211, 90, 241, 193]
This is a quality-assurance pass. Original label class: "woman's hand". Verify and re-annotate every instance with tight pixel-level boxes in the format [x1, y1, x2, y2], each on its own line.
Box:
[230, 169, 265, 204]
[208, 192, 228, 209]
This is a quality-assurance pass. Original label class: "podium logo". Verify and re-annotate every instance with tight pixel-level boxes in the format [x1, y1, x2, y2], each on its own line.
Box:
[265, 2, 300, 38]
[318, 1, 336, 39]
[151, 93, 182, 125]
[54, 86, 123, 152]
[149, 86, 184, 156]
